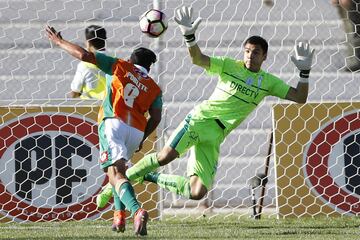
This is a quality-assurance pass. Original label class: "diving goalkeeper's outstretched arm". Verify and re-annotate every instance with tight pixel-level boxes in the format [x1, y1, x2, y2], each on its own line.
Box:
[285, 42, 315, 103]
[174, 6, 315, 104]
[174, 6, 210, 69]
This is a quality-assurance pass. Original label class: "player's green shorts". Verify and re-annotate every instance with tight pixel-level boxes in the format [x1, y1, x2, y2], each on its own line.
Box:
[166, 114, 225, 190]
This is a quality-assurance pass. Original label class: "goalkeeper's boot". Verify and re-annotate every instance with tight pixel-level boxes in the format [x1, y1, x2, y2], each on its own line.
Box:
[133, 208, 149, 236]
[96, 183, 113, 208]
[112, 210, 126, 233]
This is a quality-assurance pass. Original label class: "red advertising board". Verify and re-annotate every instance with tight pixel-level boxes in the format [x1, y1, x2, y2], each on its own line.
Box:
[273, 103, 360, 217]
[0, 109, 108, 221]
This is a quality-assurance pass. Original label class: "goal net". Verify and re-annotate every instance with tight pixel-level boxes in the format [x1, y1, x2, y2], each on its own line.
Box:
[0, 0, 359, 222]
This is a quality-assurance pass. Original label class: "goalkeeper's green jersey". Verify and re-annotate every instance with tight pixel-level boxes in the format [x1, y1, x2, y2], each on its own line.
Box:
[190, 56, 290, 135]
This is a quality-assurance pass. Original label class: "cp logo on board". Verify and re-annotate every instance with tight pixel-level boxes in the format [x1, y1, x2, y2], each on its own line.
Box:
[304, 111, 360, 215]
[0, 113, 107, 221]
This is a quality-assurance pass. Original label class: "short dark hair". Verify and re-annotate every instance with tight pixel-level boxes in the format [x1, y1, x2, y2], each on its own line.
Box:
[243, 36, 268, 54]
[130, 47, 157, 72]
[85, 25, 107, 50]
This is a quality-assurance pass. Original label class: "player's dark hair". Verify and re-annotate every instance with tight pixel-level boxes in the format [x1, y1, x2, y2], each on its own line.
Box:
[130, 47, 157, 72]
[85, 25, 107, 50]
[243, 36, 268, 54]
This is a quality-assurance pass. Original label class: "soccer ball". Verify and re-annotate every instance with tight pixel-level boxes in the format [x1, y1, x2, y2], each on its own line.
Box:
[139, 9, 168, 38]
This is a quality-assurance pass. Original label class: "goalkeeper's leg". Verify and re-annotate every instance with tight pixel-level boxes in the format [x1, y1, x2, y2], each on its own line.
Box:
[126, 147, 178, 182]
[143, 144, 218, 200]
[144, 172, 207, 200]
[126, 117, 195, 181]
[126, 116, 222, 200]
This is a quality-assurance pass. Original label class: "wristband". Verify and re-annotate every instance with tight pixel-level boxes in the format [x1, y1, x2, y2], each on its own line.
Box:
[184, 34, 197, 47]
[299, 70, 310, 78]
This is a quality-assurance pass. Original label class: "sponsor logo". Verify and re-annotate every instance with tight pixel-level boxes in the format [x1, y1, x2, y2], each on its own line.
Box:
[257, 76, 263, 89]
[119, 189, 126, 199]
[245, 77, 254, 85]
[304, 111, 360, 215]
[0, 113, 108, 221]
[100, 151, 108, 163]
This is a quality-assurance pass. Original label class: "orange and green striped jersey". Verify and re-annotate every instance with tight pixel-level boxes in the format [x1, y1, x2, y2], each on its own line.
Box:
[95, 52, 162, 132]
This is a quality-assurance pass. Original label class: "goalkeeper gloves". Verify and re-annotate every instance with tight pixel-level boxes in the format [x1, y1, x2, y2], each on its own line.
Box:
[174, 6, 202, 47]
[291, 42, 315, 81]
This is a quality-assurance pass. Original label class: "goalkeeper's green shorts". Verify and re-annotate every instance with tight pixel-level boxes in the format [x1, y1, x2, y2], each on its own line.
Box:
[166, 114, 225, 190]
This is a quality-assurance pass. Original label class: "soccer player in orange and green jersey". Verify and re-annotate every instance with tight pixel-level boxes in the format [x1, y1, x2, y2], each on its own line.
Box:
[46, 26, 162, 236]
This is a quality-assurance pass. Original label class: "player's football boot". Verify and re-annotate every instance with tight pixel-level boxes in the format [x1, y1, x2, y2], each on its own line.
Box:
[96, 183, 113, 208]
[112, 210, 126, 233]
[133, 208, 149, 236]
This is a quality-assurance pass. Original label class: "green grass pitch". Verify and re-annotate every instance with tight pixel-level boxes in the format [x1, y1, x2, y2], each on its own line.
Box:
[0, 215, 359, 239]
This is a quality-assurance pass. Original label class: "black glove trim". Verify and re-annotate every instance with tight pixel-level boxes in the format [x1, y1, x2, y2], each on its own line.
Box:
[184, 34, 196, 43]
[300, 70, 310, 78]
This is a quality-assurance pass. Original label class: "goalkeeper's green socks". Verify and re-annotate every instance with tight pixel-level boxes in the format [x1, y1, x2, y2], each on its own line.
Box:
[144, 172, 191, 199]
[115, 182, 140, 217]
[113, 187, 125, 211]
[126, 153, 160, 181]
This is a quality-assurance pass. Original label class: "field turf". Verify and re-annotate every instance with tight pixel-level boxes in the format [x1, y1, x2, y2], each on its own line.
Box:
[0, 215, 359, 239]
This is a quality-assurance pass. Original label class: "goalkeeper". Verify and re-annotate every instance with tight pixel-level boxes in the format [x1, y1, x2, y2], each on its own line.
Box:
[126, 6, 315, 200]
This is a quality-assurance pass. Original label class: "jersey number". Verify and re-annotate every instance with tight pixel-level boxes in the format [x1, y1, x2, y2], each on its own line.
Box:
[124, 83, 139, 108]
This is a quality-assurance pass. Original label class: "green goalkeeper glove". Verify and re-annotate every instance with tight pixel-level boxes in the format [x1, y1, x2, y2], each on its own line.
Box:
[174, 6, 202, 47]
[291, 42, 315, 79]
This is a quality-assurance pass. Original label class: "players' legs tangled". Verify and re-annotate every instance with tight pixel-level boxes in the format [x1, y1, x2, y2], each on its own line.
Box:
[126, 117, 223, 201]
[106, 160, 148, 236]
[98, 118, 148, 235]
[144, 172, 207, 200]
[127, 146, 208, 200]
[96, 182, 127, 232]
[111, 186, 126, 232]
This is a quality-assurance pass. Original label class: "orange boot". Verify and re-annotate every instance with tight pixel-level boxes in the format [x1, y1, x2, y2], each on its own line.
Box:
[112, 210, 126, 233]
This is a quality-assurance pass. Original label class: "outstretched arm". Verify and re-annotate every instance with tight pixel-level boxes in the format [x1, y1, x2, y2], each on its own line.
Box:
[188, 44, 210, 70]
[285, 42, 315, 103]
[174, 6, 210, 69]
[45, 25, 96, 65]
